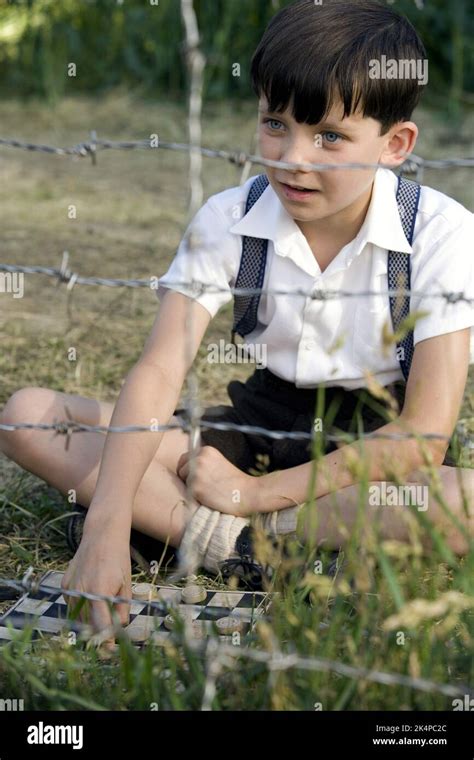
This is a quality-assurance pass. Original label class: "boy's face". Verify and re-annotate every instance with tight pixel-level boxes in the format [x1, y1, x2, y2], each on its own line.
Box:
[257, 95, 417, 237]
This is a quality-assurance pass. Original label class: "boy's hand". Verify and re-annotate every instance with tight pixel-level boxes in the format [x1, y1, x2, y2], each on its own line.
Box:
[177, 445, 257, 517]
[61, 522, 132, 648]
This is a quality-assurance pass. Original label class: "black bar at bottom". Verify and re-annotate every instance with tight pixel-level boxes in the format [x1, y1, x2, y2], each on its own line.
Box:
[0, 710, 472, 757]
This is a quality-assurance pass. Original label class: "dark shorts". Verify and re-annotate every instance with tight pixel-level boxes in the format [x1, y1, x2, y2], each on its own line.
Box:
[175, 367, 458, 474]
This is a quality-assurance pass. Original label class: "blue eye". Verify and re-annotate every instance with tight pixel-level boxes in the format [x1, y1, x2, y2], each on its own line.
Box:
[322, 131, 342, 144]
[263, 118, 284, 131]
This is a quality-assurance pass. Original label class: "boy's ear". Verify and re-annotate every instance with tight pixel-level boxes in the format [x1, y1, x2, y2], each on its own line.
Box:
[379, 121, 418, 169]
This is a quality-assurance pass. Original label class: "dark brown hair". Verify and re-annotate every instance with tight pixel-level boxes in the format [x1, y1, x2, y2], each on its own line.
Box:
[250, 0, 427, 134]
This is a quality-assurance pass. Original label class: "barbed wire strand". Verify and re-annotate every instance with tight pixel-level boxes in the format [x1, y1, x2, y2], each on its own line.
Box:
[0, 260, 471, 304]
[1, 135, 473, 175]
[0, 416, 455, 444]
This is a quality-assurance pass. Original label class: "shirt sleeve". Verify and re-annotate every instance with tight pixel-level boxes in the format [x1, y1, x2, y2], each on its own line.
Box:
[411, 215, 474, 357]
[156, 198, 237, 319]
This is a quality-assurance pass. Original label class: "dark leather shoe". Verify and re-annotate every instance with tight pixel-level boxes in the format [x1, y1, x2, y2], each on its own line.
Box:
[65, 505, 178, 572]
[218, 525, 348, 592]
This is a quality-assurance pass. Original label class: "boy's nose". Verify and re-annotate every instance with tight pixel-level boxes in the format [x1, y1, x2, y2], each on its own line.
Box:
[279, 137, 324, 172]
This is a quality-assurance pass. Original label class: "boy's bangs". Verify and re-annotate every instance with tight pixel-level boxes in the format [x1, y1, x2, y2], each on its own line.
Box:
[254, 56, 365, 127]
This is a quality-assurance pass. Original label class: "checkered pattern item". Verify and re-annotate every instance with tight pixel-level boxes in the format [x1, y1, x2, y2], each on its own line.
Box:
[232, 173, 420, 383]
[0, 571, 273, 646]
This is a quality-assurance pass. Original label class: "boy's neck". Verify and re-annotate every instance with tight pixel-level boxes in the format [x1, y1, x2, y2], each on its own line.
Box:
[295, 182, 374, 252]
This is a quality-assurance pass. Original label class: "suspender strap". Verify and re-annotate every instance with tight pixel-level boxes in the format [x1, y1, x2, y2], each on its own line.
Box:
[388, 175, 421, 382]
[231, 174, 270, 342]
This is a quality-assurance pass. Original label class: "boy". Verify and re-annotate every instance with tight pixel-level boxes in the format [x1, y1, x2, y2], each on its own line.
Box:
[1, 0, 472, 635]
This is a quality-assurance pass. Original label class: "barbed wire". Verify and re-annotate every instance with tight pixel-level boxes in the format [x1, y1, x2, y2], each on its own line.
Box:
[1, 134, 473, 176]
[0, 256, 471, 305]
[0, 568, 471, 701]
[0, 573, 169, 618]
[0, 413, 454, 449]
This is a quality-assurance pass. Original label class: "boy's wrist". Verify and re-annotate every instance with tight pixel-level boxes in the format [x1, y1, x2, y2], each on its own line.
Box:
[252, 471, 299, 514]
[84, 499, 132, 535]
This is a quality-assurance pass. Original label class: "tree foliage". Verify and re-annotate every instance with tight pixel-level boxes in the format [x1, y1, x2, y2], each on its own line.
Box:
[0, 0, 472, 112]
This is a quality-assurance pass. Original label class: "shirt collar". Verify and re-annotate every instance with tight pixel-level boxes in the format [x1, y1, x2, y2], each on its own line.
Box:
[229, 168, 413, 275]
[361, 168, 414, 255]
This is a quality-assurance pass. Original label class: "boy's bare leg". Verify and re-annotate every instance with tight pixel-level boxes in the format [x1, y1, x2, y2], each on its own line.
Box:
[0, 387, 199, 548]
[296, 466, 473, 555]
[1, 388, 471, 558]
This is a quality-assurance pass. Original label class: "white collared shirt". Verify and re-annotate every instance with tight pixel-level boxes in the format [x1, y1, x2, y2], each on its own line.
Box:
[157, 168, 474, 390]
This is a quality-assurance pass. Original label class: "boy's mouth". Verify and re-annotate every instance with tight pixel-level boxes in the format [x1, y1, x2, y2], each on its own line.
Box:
[278, 182, 320, 201]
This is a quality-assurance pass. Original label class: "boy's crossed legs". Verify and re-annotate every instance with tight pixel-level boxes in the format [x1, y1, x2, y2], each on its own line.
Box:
[0, 388, 472, 579]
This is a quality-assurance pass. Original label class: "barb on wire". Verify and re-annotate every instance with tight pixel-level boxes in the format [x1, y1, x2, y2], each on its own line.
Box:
[52, 404, 76, 452]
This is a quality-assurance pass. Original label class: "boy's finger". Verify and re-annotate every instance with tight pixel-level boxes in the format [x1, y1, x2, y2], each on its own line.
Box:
[177, 452, 190, 480]
[90, 600, 115, 638]
[88, 627, 117, 654]
[115, 581, 132, 627]
[114, 602, 130, 628]
[64, 592, 86, 625]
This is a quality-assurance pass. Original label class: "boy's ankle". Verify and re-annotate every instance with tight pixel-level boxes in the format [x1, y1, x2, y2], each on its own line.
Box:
[177, 504, 250, 575]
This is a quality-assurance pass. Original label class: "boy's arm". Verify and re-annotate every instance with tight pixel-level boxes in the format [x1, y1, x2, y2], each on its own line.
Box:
[62, 290, 211, 634]
[89, 290, 211, 513]
[255, 328, 471, 511]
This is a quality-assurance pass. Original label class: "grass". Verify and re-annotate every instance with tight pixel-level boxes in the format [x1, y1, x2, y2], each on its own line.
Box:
[0, 91, 472, 710]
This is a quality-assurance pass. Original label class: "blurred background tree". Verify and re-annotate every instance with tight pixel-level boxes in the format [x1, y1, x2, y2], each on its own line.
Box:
[0, 0, 472, 119]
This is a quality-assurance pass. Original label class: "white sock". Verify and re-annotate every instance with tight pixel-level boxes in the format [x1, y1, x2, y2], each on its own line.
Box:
[254, 503, 303, 537]
[178, 502, 304, 576]
[178, 505, 249, 574]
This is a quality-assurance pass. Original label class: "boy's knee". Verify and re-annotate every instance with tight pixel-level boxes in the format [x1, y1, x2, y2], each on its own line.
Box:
[0, 387, 54, 452]
[431, 468, 473, 555]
